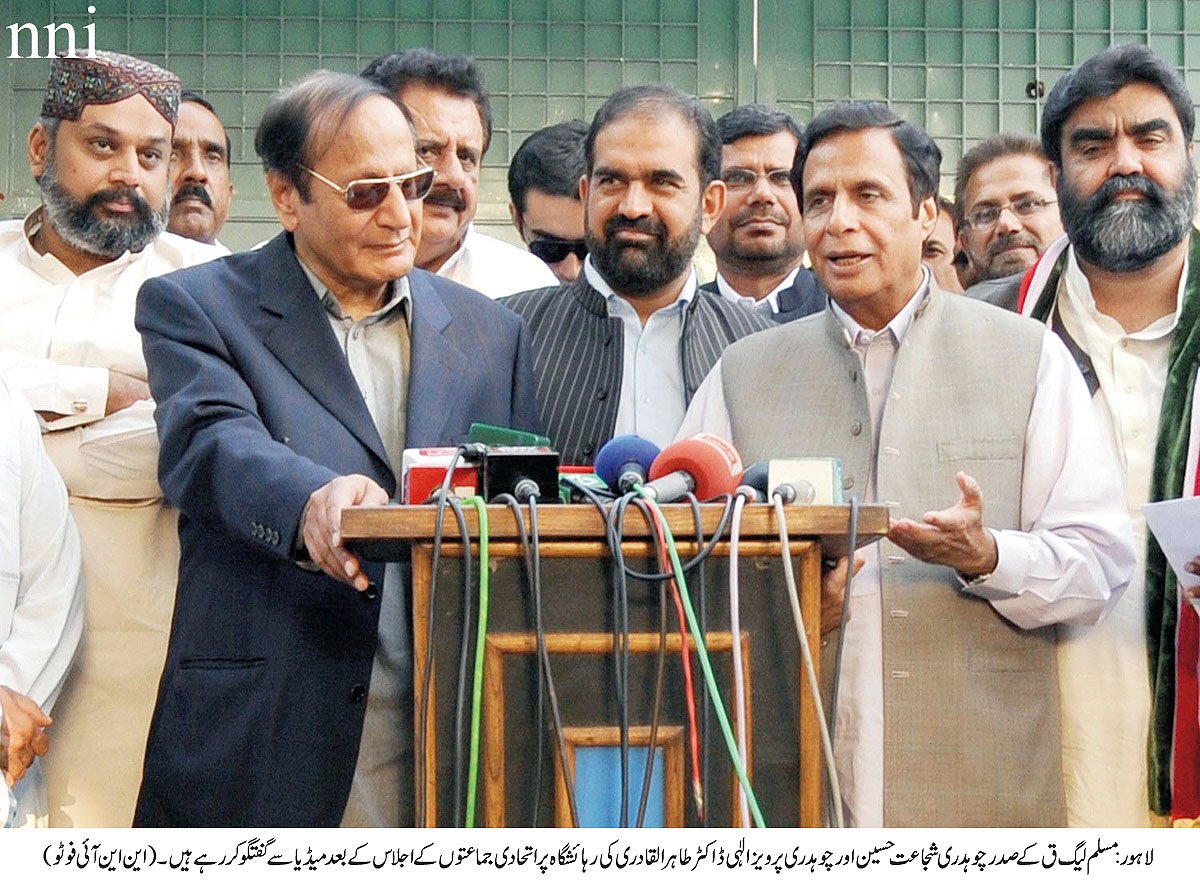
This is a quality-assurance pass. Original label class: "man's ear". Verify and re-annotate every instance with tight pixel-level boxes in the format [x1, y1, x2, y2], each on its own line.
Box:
[508, 201, 523, 238]
[916, 194, 937, 240]
[577, 173, 590, 205]
[1049, 162, 1060, 191]
[699, 178, 727, 235]
[266, 170, 302, 233]
[28, 123, 49, 179]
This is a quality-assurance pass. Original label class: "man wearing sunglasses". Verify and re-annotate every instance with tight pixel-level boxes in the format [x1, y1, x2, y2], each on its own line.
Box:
[507, 120, 588, 283]
[701, 104, 826, 324]
[131, 72, 540, 827]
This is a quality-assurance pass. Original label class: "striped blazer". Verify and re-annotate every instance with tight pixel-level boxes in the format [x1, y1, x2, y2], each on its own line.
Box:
[504, 275, 774, 464]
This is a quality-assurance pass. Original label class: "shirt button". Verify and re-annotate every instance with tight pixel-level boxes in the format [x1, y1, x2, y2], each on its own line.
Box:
[851, 420, 863, 436]
[849, 369, 858, 382]
[349, 684, 367, 703]
[843, 475, 854, 490]
[352, 329, 361, 340]
[361, 584, 378, 601]
[595, 388, 608, 401]
[72, 399, 88, 413]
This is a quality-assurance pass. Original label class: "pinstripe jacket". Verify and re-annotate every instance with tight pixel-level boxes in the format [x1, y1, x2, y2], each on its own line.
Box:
[504, 275, 774, 464]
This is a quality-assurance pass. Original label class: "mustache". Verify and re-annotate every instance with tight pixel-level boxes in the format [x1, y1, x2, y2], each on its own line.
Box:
[425, 186, 467, 212]
[604, 215, 667, 240]
[1089, 173, 1166, 210]
[987, 231, 1040, 259]
[172, 182, 212, 208]
[88, 187, 156, 219]
[730, 206, 789, 227]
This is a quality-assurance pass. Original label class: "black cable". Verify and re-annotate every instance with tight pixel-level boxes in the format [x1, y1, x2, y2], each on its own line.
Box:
[683, 492, 711, 828]
[619, 493, 735, 581]
[528, 494, 581, 827]
[613, 494, 632, 827]
[492, 493, 545, 826]
[417, 445, 467, 827]
[825, 494, 860, 827]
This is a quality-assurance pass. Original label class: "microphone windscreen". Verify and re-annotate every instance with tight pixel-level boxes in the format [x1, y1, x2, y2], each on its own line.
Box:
[594, 435, 661, 491]
[649, 433, 744, 500]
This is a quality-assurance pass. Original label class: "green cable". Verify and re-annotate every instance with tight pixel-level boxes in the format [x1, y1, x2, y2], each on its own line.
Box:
[634, 485, 767, 828]
[464, 495, 490, 827]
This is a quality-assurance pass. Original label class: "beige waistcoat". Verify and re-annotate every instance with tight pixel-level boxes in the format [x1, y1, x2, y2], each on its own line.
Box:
[720, 287, 1065, 827]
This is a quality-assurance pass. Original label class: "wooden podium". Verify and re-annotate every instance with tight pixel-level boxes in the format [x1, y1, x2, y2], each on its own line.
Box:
[343, 502, 886, 828]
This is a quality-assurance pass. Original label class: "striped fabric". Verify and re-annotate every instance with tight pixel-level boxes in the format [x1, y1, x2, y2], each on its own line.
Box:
[504, 275, 773, 463]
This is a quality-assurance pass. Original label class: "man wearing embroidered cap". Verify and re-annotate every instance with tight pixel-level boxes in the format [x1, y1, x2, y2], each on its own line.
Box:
[0, 50, 223, 827]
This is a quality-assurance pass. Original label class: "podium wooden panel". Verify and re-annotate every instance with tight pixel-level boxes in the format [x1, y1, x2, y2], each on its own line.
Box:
[343, 503, 886, 828]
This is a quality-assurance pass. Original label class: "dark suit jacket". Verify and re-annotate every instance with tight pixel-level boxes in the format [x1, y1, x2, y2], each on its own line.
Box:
[503, 275, 774, 464]
[699, 267, 827, 324]
[131, 233, 540, 826]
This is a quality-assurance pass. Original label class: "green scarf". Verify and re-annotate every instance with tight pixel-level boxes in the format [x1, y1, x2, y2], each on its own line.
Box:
[1027, 230, 1200, 815]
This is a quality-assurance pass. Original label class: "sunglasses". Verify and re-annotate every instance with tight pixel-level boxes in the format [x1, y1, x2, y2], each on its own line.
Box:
[528, 237, 588, 264]
[300, 165, 436, 210]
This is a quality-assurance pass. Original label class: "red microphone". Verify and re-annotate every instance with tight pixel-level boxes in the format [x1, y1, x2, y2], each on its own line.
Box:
[645, 433, 744, 501]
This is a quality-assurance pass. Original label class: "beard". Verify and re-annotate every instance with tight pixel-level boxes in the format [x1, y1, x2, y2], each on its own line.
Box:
[38, 152, 168, 258]
[1058, 159, 1196, 273]
[586, 210, 701, 295]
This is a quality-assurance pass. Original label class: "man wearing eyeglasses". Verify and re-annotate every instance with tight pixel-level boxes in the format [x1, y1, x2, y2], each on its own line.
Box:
[507, 120, 588, 283]
[954, 133, 1063, 289]
[131, 72, 540, 827]
[701, 104, 826, 324]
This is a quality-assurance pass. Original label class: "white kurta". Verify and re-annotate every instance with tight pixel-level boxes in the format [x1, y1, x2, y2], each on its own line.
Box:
[1050, 250, 1180, 827]
[0, 378, 84, 827]
[0, 213, 223, 826]
[434, 223, 558, 298]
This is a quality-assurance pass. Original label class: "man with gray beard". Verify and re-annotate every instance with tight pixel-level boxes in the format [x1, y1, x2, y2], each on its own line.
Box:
[504, 84, 772, 463]
[0, 51, 222, 826]
[984, 43, 1200, 828]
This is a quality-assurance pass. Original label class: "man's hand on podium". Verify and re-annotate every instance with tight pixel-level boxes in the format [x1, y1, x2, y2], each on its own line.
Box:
[820, 555, 863, 636]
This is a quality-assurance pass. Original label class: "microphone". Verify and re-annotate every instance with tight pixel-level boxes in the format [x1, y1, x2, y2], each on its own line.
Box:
[594, 435, 661, 494]
[740, 461, 816, 505]
[644, 433, 744, 502]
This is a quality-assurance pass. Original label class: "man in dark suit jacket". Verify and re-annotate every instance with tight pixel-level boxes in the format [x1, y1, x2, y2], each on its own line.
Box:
[505, 84, 773, 465]
[132, 72, 539, 827]
[700, 103, 826, 324]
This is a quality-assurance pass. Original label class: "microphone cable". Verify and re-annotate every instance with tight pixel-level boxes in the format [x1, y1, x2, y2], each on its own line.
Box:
[463, 495, 490, 828]
[683, 491, 713, 827]
[417, 445, 469, 827]
[611, 493, 632, 827]
[772, 493, 844, 828]
[528, 492, 580, 827]
[727, 491, 752, 827]
[568, 476, 668, 827]
[492, 493, 546, 826]
[826, 496, 859, 755]
[636, 486, 767, 827]
[626, 493, 705, 820]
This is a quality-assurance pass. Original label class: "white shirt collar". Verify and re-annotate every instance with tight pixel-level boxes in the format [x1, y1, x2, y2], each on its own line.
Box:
[828, 267, 931, 346]
[1064, 246, 1185, 340]
[714, 266, 800, 313]
[582, 254, 698, 313]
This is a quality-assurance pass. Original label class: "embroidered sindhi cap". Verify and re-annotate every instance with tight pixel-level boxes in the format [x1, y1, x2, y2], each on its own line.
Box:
[41, 50, 181, 125]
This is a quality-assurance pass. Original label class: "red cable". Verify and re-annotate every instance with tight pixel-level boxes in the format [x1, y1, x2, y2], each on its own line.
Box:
[645, 500, 705, 820]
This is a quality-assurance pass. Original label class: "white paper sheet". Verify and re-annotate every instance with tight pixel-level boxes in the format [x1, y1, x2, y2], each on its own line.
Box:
[1142, 497, 1200, 615]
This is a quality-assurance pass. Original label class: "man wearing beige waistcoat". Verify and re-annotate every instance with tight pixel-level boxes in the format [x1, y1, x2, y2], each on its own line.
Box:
[679, 101, 1136, 827]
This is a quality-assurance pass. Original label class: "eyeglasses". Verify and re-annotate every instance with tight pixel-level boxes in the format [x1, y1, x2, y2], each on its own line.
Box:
[528, 237, 588, 264]
[300, 165, 436, 210]
[962, 195, 1057, 231]
[723, 168, 793, 191]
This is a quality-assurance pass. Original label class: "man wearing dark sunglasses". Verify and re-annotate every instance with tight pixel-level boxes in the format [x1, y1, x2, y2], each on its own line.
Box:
[507, 121, 588, 283]
[131, 71, 540, 827]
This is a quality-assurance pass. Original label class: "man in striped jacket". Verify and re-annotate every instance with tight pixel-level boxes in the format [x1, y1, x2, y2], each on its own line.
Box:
[505, 84, 773, 465]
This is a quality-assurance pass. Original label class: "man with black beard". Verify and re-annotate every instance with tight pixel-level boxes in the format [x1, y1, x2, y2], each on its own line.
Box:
[985, 43, 1200, 828]
[0, 51, 222, 827]
[503, 84, 772, 463]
